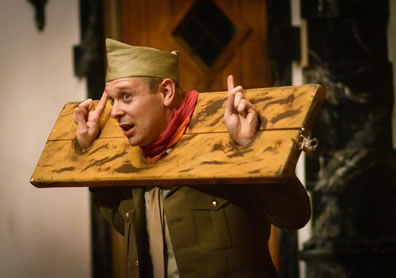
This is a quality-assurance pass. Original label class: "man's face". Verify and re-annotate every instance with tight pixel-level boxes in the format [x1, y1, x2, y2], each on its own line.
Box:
[106, 77, 169, 146]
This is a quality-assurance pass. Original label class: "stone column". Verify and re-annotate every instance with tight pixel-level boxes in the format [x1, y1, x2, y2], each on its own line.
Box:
[299, 0, 396, 277]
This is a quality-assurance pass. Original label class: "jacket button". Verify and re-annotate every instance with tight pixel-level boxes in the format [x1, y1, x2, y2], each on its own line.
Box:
[135, 260, 139, 266]
[212, 200, 218, 207]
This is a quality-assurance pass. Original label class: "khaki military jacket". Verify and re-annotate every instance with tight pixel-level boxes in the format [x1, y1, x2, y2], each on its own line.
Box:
[93, 181, 309, 278]
[84, 79, 311, 277]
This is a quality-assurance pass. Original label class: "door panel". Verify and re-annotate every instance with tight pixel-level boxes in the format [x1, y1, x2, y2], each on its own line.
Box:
[120, 0, 272, 91]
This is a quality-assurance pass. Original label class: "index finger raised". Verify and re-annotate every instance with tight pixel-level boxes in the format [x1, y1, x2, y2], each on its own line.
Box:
[227, 75, 235, 91]
[95, 91, 109, 115]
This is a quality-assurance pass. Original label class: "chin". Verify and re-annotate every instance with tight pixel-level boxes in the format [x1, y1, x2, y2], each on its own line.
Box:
[127, 134, 156, 147]
[127, 137, 142, 147]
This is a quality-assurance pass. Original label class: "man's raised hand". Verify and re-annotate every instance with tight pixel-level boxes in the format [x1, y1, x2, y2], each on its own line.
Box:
[74, 92, 108, 151]
[224, 75, 259, 146]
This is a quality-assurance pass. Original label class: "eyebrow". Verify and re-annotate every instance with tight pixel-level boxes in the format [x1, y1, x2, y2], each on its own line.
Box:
[106, 86, 134, 97]
[114, 86, 133, 92]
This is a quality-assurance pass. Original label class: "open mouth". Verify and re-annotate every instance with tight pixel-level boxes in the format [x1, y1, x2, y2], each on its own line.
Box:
[120, 124, 135, 137]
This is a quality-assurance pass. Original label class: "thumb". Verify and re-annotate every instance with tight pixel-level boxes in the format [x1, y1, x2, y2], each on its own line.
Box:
[246, 105, 259, 130]
[74, 108, 88, 131]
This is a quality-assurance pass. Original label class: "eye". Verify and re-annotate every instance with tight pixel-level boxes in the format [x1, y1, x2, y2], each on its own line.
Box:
[109, 97, 114, 105]
[122, 93, 131, 102]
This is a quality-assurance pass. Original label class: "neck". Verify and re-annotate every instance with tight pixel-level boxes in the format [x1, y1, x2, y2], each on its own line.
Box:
[162, 108, 174, 133]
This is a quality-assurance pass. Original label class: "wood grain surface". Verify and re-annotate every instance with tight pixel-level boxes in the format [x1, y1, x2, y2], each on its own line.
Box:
[31, 84, 325, 188]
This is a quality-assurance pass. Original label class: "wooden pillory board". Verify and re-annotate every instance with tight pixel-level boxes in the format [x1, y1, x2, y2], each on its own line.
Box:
[31, 84, 325, 188]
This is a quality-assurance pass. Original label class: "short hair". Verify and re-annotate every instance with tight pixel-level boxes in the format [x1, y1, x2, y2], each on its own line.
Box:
[141, 77, 185, 105]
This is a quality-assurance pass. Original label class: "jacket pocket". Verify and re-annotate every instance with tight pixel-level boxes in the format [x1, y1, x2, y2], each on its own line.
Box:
[188, 189, 250, 250]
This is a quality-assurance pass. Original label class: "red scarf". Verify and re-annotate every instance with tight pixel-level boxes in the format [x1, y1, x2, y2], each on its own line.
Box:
[140, 89, 199, 162]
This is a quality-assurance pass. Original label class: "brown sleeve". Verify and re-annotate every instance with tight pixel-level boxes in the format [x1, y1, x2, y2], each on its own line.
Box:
[256, 175, 311, 230]
[89, 187, 132, 235]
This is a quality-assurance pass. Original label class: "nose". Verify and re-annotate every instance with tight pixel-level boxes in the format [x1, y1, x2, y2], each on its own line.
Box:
[111, 101, 124, 119]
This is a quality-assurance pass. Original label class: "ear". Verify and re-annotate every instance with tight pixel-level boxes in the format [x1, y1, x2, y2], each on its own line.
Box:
[159, 78, 176, 107]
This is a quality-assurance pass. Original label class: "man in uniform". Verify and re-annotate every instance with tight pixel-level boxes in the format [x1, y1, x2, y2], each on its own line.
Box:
[74, 39, 311, 278]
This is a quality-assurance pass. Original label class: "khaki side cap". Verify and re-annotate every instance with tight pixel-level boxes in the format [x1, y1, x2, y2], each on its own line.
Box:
[105, 38, 179, 83]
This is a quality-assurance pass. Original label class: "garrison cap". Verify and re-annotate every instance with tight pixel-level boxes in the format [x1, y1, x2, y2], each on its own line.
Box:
[105, 38, 179, 83]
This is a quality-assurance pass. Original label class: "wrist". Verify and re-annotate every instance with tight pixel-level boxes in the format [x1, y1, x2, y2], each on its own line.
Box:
[74, 137, 93, 154]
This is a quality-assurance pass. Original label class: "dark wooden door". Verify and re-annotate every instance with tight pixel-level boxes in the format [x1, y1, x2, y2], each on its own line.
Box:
[120, 0, 272, 91]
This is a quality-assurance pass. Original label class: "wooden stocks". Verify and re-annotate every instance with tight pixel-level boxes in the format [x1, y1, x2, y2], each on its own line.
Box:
[31, 84, 325, 188]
